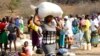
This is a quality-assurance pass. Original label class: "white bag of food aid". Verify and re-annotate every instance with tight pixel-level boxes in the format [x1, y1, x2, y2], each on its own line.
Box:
[37, 2, 63, 18]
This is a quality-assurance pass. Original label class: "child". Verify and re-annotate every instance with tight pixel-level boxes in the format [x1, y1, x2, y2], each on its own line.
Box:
[19, 41, 32, 56]
[7, 18, 17, 52]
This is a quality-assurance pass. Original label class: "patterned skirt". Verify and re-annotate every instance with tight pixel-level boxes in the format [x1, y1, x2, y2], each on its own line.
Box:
[42, 31, 56, 44]
[42, 31, 56, 55]
[91, 31, 99, 44]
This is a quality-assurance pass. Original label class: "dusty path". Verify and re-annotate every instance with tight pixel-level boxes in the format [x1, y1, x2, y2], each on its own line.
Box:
[0, 34, 100, 56]
[17, 34, 100, 56]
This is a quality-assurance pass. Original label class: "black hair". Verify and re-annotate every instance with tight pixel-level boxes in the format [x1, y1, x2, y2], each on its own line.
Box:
[44, 15, 54, 23]
[85, 15, 89, 19]
[27, 17, 33, 24]
[69, 14, 73, 18]
[2, 17, 6, 22]
[5, 16, 10, 22]
[24, 41, 28, 46]
[79, 17, 82, 20]
[9, 17, 14, 23]
[98, 12, 100, 15]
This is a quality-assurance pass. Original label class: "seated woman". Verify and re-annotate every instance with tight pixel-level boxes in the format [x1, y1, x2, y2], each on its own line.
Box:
[19, 41, 32, 56]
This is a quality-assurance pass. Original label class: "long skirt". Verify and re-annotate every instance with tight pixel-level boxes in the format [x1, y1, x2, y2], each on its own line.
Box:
[32, 30, 39, 47]
[91, 31, 99, 45]
[59, 35, 65, 47]
[42, 43, 56, 55]
[84, 30, 91, 43]
[72, 26, 79, 35]
[0, 31, 8, 44]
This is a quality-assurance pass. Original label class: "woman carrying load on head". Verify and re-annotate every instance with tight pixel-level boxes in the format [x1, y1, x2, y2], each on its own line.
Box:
[42, 15, 57, 56]
[28, 15, 40, 48]
[28, 9, 43, 54]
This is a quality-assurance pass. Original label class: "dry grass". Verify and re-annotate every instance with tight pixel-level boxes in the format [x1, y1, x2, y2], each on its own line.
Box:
[59, 2, 100, 16]
[0, 2, 100, 18]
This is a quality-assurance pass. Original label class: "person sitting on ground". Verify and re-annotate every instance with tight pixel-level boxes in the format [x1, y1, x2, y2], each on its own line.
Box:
[19, 41, 32, 56]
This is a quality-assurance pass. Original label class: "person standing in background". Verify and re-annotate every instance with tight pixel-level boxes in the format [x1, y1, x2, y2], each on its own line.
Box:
[19, 17, 24, 39]
[72, 15, 79, 35]
[64, 15, 74, 49]
[81, 15, 91, 50]
[56, 17, 65, 48]
[0, 18, 8, 52]
[15, 16, 20, 38]
[90, 15, 99, 47]
[97, 13, 100, 35]
[27, 16, 33, 39]
[7, 17, 17, 52]
[28, 14, 42, 54]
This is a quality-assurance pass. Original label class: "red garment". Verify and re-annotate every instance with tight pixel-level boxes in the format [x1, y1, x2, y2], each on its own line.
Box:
[0, 22, 6, 30]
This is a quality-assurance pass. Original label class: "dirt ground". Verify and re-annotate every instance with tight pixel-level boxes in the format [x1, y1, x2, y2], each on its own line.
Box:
[0, 34, 100, 56]
[72, 44, 100, 56]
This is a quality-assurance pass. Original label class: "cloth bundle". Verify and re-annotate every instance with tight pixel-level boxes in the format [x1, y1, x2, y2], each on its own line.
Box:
[36, 2, 63, 19]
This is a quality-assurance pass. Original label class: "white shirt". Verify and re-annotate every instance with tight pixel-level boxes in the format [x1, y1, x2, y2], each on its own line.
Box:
[90, 18, 99, 31]
[98, 15, 100, 26]
[52, 19, 57, 27]
[69, 17, 74, 23]
[64, 20, 73, 37]
[19, 19, 24, 24]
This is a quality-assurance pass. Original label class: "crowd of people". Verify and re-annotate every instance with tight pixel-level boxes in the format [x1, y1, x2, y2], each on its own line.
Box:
[27, 12, 100, 56]
[0, 12, 100, 56]
[0, 16, 24, 55]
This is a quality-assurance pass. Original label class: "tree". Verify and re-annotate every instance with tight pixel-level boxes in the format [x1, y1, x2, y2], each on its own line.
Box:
[7, 0, 20, 13]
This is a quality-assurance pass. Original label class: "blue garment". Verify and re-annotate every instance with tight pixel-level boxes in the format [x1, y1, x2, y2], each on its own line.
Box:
[59, 35, 65, 47]
[58, 48, 68, 54]
[15, 18, 20, 28]
[72, 26, 79, 34]
[72, 19, 79, 27]
[91, 31, 99, 44]
[59, 30, 65, 47]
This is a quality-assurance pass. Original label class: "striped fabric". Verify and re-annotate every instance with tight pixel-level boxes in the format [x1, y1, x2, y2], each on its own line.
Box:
[42, 31, 56, 44]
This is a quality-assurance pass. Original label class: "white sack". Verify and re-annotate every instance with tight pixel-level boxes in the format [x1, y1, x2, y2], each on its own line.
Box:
[37, 2, 63, 18]
[30, 5, 37, 10]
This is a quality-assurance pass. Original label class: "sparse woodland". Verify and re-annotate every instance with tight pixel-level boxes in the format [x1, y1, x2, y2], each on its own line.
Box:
[0, 0, 100, 17]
